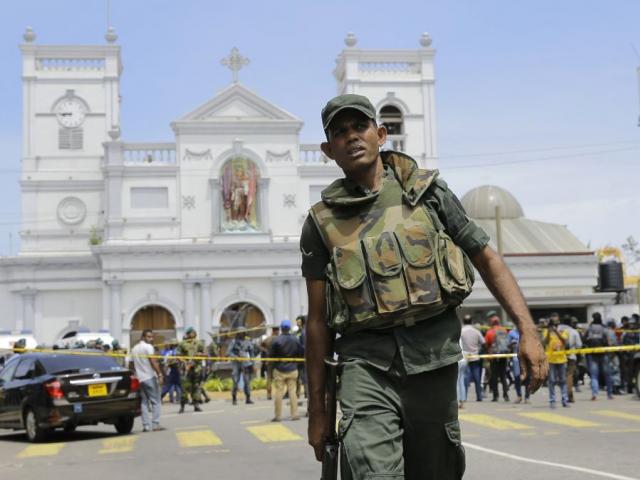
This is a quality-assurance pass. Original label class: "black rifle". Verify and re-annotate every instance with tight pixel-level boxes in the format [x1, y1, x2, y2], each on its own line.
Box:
[321, 357, 339, 480]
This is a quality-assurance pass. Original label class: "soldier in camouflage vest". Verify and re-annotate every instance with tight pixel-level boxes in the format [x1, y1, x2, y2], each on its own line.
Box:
[302, 94, 549, 479]
[177, 327, 205, 413]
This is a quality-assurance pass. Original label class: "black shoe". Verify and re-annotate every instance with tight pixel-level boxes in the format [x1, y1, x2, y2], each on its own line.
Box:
[246, 398, 254, 405]
[179, 403, 185, 414]
[232, 396, 238, 406]
[492, 397, 498, 402]
[503, 395, 510, 402]
[204, 396, 211, 403]
[194, 404, 202, 412]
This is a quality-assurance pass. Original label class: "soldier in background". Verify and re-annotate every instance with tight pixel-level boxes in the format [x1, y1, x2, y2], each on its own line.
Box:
[177, 327, 205, 413]
[228, 333, 256, 405]
[260, 326, 280, 400]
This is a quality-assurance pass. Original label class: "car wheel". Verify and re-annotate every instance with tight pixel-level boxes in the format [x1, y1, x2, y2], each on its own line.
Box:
[114, 416, 134, 435]
[24, 408, 48, 443]
[63, 423, 77, 434]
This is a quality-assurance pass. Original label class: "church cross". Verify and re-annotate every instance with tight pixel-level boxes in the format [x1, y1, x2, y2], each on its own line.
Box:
[221, 47, 250, 83]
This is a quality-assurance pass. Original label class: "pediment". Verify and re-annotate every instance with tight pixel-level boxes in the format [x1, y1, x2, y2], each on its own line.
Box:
[178, 83, 301, 122]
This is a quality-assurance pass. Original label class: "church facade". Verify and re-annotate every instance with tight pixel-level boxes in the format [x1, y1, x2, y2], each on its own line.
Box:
[0, 29, 610, 347]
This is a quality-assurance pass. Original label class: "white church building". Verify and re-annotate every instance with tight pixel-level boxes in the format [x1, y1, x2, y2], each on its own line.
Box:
[0, 28, 612, 348]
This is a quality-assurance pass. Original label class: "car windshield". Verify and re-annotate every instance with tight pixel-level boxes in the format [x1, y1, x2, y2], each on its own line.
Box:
[40, 352, 122, 374]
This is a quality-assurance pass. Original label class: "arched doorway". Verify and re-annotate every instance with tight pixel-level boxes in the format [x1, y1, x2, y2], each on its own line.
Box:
[217, 302, 265, 355]
[130, 305, 176, 348]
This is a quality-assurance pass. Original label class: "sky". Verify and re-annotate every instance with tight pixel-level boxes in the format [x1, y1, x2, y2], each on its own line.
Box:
[0, 0, 639, 260]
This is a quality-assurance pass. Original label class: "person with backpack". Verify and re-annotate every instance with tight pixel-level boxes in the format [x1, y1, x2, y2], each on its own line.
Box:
[543, 313, 570, 408]
[584, 312, 613, 400]
[484, 312, 511, 402]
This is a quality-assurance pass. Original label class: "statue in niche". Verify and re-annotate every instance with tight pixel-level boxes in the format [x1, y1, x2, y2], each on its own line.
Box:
[221, 157, 259, 232]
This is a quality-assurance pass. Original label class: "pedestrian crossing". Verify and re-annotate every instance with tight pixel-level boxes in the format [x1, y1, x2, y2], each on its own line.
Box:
[5, 408, 638, 461]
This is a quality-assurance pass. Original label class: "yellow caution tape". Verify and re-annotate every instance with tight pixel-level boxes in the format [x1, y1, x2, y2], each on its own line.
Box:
[1, 347, 305, 363]
[465, 344, 640, 360]
[2, 344, 639, 363]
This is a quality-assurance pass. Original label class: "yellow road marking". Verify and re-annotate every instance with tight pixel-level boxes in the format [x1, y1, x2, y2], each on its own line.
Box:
[176, 430, 223, 447]
[247, 424, 304, 442]
[17, 443, 65, 458]
[99, 436, 137, 454]
[459, 414, 532, 430]
[518, 412, 600, 428]
[175, 425, 208, 430]
[600, 428, 640, 433]
[593, 410, 640, 422]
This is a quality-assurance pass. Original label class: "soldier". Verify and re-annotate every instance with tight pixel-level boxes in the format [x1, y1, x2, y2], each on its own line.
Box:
[303, 94, 549, 479]
[177, 327, 205, 413]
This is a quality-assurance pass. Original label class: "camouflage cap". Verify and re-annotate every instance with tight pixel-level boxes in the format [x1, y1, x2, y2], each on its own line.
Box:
[321, 94, 376, 130]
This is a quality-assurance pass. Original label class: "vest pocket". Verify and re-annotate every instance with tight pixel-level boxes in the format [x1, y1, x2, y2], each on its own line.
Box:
[435, 232, 473, 303]
[333, 242, 377, 324]
[395, 226, 442, 306]
[362, 232, 409, 314]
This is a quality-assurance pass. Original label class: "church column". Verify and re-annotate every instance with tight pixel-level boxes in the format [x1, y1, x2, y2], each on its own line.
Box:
[21, 289, 37, 333]
[273, 279, 285, 323]
[183, 281, 196, 330]
[108, 280, 123, 342]
[14, 293, 24, 332]
[209, 179, 221, 234]
[200, 279, 212, 336]
[258, 178, 270, 234]
[289, 278, 301, 320]
[102, 282, 111, 331]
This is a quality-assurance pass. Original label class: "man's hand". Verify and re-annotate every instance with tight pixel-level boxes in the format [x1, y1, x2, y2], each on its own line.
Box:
[518, 328, 548, 393]
[308, 409, 328, 462]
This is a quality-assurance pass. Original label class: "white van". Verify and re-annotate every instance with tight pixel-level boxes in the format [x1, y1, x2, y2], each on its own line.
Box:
[0, 332, 39, 351]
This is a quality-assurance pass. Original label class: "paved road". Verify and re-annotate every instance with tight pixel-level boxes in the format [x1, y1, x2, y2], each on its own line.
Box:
[0, 387, 638, 480]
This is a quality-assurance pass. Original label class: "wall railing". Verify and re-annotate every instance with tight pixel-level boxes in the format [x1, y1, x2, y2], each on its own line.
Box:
[36, 58, 106, 71]
[122, 143, 177, 164]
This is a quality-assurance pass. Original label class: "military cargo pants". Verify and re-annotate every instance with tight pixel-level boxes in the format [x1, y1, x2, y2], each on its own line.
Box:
[181, 374, 202, 405]
[338, 359, 464, 480]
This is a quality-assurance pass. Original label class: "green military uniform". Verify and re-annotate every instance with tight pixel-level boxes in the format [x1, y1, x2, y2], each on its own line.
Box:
[177, 333, 205, 410]
[301, 150, 489, 479]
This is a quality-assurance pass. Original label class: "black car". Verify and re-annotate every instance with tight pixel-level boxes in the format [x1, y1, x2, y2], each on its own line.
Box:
[0, 351, 140, 442]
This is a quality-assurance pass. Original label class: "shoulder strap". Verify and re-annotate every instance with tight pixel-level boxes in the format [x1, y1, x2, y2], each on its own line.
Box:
[308, 205, 332, 253]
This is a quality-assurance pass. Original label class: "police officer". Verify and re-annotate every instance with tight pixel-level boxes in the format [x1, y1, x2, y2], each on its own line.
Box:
[302, 94, 549, 479]
[177, 327, 205, 413]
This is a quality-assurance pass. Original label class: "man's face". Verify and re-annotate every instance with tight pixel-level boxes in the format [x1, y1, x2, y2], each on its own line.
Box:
[143, 332, 154, 344]
[321, 109, 386, 176]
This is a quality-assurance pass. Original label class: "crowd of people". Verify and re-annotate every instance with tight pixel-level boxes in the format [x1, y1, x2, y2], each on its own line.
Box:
[136, 316, 308, 422]
[458, 311, 640, 409]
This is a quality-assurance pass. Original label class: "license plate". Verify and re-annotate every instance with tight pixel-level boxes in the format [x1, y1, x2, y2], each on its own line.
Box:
[88, 383, 107, 397]
[73, 403, 83, 413]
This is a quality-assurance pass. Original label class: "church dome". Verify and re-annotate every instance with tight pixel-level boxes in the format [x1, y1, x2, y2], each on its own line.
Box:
[460, 185, 524, 219]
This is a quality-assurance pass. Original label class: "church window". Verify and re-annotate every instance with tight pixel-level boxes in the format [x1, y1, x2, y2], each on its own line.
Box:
[220, 157, 260, 232]
[380, 105, 403, 135]
[131, 187, 169, 209]
[58, 127, 83, 150]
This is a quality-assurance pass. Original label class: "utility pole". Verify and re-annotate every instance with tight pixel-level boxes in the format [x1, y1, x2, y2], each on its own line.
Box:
[495, 205, 507, 324]
[633, 44, 640, 126]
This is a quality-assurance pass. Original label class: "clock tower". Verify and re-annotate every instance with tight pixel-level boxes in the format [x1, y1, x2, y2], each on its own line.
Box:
[19, 27, 122, 254]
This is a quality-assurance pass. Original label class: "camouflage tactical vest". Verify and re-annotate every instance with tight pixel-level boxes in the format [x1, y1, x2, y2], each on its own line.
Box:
[309, 151, 475, 334]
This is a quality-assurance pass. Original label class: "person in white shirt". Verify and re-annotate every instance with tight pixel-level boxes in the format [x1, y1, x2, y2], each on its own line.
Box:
[460, 314, 486, 401]
[130, 329, 165, 432]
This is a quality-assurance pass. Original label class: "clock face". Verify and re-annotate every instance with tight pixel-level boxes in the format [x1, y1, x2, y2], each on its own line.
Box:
[56, 98, 86, 128]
